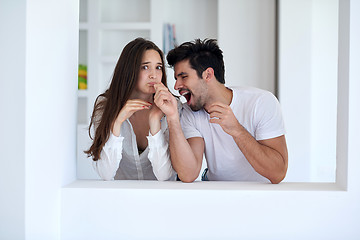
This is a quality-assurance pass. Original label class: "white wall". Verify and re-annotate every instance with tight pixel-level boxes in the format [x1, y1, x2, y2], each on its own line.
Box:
[278, 0, 312, 181]
[62, 180, 360, 240]
[162, 0, 218, 45]
[25, 0, 79, 238]
[218, 0, 276, 93]
[310, 0, 338, 181]
[0, 0, 78, 239]
[278, 0, 338, 182]
[0, 0, 26, 239]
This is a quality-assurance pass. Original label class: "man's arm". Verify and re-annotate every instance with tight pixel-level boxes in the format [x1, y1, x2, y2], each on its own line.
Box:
[167, 116, 204, 182]
[153, 83, 203, 182]
[233, 133, 288, 184]
[208, 103, 288, 184]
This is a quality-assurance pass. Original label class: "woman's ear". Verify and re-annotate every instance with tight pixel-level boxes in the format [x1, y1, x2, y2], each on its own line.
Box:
[202, 67, 215, 83]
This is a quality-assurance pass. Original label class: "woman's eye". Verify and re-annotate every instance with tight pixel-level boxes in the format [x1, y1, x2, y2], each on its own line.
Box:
[142, 65, 149, 70]
[156, 65, 163, 70]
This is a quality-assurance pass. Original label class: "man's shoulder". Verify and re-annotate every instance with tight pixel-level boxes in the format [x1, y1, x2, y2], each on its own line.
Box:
[231, 86, 276, 104]
[231, 86, 272, 96]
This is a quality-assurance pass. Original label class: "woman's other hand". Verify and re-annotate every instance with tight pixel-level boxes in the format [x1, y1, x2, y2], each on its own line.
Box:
[112, 99, 152, 136]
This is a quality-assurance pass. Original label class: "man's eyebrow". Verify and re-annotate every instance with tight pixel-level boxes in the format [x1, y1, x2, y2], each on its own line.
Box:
[174, 72, 187, 80]
[176, 72, 187, 77]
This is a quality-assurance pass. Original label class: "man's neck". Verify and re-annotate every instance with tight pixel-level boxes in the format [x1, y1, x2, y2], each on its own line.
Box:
[204, 83, 233, 112]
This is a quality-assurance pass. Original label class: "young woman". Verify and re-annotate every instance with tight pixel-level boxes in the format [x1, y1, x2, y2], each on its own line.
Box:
[85, 38, 177, 181]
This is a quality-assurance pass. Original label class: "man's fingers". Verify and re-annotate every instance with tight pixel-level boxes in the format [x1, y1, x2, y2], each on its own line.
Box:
[154, 90, 169, 100]
[209, 112, 222, 119]
[154, 89, 172, 103]
[207, 106, 223, 115]
[154, 82, 168, 92]
[207, 103, 233, 117]
[209, 118, 221, 125]
[209, 102, 228, 109]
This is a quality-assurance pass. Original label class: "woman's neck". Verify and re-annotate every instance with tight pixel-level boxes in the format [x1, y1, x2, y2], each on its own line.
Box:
[129, 91, 153, 103]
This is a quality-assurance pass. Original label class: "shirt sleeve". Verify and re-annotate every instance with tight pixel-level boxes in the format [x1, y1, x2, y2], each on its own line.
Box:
[147, 126, 176, 181]
[180, 104, 202, 139]
[92, 133, 124, 181]
[254, 91, 286, 141]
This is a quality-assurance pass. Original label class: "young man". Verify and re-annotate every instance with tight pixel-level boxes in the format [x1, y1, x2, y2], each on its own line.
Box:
[153, 39, 288, 183]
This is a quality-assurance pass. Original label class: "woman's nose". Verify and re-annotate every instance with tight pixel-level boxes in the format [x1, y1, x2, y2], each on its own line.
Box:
[149, 69, 159, 79]
[149, 71, 156, 79]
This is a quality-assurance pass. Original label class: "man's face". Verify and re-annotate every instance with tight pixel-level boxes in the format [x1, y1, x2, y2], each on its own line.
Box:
[173, 59, 208, 111]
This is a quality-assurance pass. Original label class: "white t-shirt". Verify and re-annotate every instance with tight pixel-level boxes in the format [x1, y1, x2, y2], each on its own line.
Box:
[180, 87, 286, 182]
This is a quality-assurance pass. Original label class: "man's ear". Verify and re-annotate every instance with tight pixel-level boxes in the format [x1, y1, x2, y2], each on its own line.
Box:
[202, 67, 215, 83]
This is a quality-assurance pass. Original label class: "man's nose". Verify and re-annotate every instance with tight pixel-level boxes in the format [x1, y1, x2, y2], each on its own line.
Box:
[174, 79, 182, 90]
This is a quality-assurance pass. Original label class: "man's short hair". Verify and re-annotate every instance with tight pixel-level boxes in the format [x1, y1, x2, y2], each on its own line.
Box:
[166, 39, 225, 84]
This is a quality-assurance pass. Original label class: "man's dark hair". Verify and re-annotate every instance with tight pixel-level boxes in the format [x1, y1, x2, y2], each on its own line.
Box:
[166, 39, 225, 84]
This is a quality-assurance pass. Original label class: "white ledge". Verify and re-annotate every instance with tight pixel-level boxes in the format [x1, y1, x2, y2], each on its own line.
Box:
[63, 180, 345, 192]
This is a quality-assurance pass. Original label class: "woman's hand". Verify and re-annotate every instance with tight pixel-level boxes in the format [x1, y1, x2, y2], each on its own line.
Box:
[112, 99, 152, 137]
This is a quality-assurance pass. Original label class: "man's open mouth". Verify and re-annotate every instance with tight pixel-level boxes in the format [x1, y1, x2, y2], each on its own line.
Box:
[180, 90, 191, 103]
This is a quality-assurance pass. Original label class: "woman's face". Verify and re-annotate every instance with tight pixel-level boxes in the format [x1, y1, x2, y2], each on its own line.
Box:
[135, 49, 163, 95]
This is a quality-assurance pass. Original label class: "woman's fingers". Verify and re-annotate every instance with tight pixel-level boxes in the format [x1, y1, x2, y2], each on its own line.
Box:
[126, 99, 152, 107]
[116, 99, 152, 122]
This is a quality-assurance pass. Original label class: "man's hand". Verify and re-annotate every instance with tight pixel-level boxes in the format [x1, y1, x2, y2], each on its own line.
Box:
[207, 102, 242, 137]
[153, 83, 178, 120]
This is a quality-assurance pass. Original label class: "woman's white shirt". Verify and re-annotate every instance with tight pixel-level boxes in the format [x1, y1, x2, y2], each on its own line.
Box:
[93, 116, 177, 181]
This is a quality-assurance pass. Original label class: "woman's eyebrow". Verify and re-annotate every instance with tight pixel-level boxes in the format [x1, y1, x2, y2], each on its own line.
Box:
[141, 61, 163, 65]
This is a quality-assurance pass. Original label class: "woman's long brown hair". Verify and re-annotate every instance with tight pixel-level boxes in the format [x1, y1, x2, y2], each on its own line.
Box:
[84, 38, 168, 161]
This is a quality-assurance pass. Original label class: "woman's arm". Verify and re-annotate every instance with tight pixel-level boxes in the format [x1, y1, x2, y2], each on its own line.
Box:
[93, 133, 124, 180]
[94, 99, 152, 180]
[148, 101, 176, 180]
[147, 127, 176, 181]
